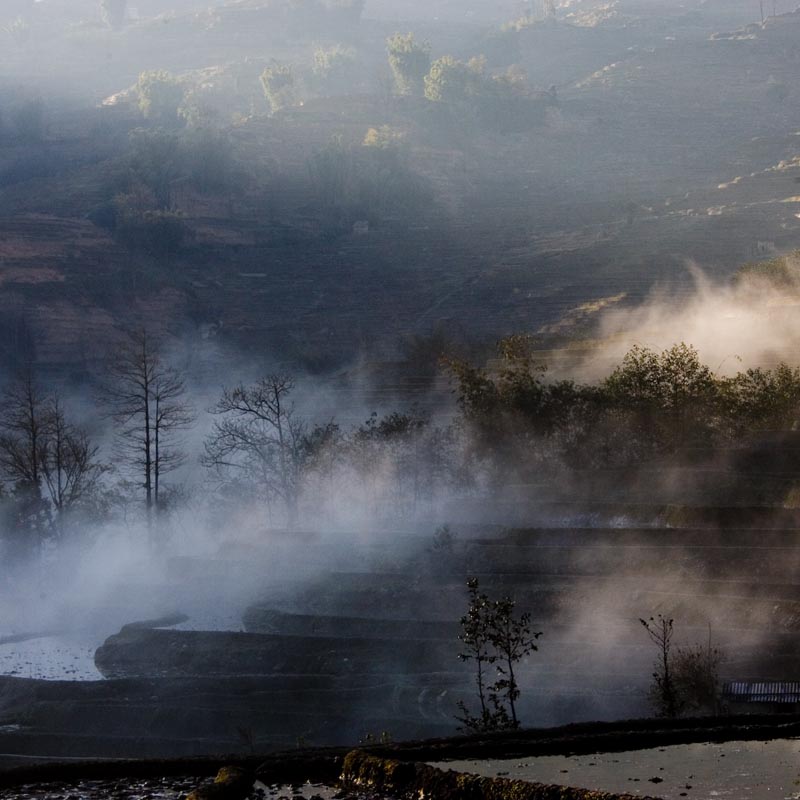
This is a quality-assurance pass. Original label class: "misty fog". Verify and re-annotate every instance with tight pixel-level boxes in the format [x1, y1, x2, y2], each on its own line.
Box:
[2, 0, 800, 779]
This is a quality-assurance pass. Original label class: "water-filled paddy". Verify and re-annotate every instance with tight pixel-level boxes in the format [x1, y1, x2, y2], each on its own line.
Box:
[0, 635, 100, 681]
[1, 778, 388, 800]
[0, 607, 243, 681]
[434, 738, 800, 799]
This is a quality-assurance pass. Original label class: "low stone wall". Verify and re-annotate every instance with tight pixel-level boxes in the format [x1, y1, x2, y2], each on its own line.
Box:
[340, 750, 660, 800]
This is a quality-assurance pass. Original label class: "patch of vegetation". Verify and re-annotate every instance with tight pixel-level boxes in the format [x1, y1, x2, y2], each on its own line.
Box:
[260, 63, 297, 114]
[640, 616, 722, 718]
[457, 577, 541, 732]
[387, 33, 431, 97]
[137, 71, 186, 129]
[733, 252, 800, 289]
[447, 338, 800, 478]
[312, 44, 358, 95]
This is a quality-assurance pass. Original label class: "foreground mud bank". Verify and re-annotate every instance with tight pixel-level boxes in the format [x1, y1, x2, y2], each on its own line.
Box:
[341, 750, 658, 800]
[4, 714, 800, 790]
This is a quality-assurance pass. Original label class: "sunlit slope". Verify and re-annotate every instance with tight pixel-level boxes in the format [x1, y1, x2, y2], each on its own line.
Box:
[5, 7, 800, 372]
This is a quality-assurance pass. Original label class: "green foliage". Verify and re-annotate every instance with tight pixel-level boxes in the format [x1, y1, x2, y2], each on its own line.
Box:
[260, 63, 296, 114]
[447, 335, 588, 480]
[448, 337, 800, 479]
[424, 56, 483, 105]
[734, 252, 800, 289]
[312, 44, 357, 94]
[603, 343, 717, 452]
[100, 0, 126, 29]
[422, 55, 545, 132]
[720, 363, 800, 434]
[137, 71, 185, 128]
[386, 33, 431, 97]
[457, 577, 541, 732]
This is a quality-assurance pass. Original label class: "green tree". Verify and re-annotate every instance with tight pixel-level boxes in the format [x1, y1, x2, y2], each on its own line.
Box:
[137, 71, 185, 128]
[424, 55, 482, 106]
[457, 577, 541, 732]
[456, 578, 504, 732]
[603, 343, 717, 452]
[386, 33, 431, 96]
[720, 363, 800, 435]
[312, 44, 357, 94]
[487, 594, 540, 728]
[260, 64, 296, 113]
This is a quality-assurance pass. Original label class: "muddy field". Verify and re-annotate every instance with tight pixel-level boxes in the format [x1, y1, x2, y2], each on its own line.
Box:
[435, 738, 800, 799]
[0, 778, 387, 800]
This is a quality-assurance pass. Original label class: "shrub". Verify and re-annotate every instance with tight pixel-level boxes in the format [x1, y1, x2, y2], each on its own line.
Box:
[312, 44, 357, 94]
[457, 577, 541, 732]
[387, 33, 431, 96]
[137, 71, 185, 128]
[260, 64, 296, 113]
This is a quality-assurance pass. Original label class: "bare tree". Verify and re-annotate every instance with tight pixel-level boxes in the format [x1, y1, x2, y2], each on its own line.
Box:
[40, 398, 106, 535]
[640, 615, 679, 717]
[0, 371, 46, 489]
[0, 371, 49, 548]
[0, 373, 106, 546]
[203, 375, 307, 528]
[102, 329, 194, 533]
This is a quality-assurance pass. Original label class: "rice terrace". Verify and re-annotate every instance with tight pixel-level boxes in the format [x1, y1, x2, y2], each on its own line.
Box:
[5, 0, 800, 798]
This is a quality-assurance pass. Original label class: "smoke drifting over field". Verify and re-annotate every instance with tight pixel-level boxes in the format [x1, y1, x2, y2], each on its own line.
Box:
[575, 263, 800, 381]
[4, 0, 800, 763]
